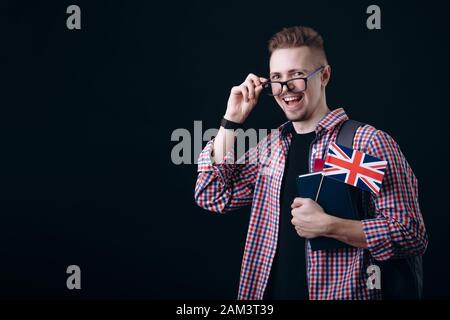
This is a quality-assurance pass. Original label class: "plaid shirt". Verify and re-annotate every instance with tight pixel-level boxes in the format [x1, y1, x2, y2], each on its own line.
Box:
[195, 108, 427, 300]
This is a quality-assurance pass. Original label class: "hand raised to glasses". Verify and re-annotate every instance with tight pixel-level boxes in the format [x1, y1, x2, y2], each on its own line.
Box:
[224, 73, 267, 124]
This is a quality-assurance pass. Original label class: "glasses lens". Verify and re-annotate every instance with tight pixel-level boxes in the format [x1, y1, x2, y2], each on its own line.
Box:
[288, 78, 306, 93]
[263, 82, 282, 96]
[263, 78, 307, 96]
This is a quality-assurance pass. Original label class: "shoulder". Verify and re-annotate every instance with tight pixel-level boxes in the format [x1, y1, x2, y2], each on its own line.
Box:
[353, 123, 378, 151]
[353, 122, 403, 161]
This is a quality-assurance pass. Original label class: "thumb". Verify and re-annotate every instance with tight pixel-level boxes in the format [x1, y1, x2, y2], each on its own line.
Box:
[255, 84, 264, 96]
[255, 77, 268, 96]
[291, 197, 309, 208]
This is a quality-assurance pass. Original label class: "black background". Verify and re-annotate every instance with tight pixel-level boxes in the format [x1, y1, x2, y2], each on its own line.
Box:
[0, 0, 449, 299]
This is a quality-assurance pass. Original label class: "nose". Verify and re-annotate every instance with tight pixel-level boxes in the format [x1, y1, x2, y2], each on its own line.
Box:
[280, 83, 289, 95]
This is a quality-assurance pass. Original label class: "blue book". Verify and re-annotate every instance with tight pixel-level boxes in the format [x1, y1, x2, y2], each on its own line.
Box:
[296, 172, 361, 251]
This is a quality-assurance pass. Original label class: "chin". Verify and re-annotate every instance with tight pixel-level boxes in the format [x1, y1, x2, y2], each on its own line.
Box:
[284, 108, 308, 122]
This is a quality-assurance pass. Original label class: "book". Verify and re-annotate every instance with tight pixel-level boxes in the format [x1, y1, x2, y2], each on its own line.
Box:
[296, 172, 361, 251]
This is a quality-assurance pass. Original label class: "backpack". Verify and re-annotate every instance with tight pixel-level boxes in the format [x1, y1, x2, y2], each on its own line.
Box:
[336, 119, 424, 300]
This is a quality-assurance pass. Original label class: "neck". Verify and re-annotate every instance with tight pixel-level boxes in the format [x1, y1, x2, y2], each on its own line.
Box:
[292, 98, 330, 134]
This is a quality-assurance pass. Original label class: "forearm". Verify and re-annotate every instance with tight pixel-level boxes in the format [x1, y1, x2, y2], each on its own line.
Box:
[212, 126, 237, 164]
[325, 215, 368, 249]
[196, 135, 258, 213]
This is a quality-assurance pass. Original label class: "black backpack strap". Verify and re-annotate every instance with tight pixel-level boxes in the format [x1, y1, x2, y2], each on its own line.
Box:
[336, 119, 365, 148]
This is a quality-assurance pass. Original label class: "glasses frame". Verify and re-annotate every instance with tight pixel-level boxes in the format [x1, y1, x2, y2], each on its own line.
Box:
[262, 65, 325, 96]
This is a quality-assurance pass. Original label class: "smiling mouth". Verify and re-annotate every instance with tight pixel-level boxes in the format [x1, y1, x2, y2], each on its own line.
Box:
[282, 93, 304, 106]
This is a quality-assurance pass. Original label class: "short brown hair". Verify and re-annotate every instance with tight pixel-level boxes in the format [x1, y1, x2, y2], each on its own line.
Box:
[268, 26, 327, 61]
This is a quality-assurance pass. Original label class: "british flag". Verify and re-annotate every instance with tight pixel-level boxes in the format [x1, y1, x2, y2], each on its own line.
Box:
[323, 142, 388, 194]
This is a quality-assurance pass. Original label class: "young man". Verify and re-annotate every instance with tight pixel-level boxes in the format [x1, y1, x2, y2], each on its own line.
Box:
[194, 26, 427, 300]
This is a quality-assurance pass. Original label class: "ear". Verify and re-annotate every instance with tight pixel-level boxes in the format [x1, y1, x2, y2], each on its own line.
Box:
[321, 64, 331, 88]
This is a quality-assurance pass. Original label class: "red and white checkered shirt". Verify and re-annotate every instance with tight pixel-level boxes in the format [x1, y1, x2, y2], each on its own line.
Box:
[195, 108, 427, 300]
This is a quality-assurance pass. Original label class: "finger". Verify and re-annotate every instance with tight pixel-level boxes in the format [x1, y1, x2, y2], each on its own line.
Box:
[291, 208, 296, 217]
[291, 197, 311, 208]
[249, 77, 262, 88]
[254, 86, 263, 99]
[240, 84, 249, 102]
[291, 215, 302, 226]
[291, 197, 303, 208]
[254, 79, 264, 97]
[291, 217, 297, 226]
[247, 74, 265, 93]
[246, 73, 261, 84]
[230, 85, 242, 95]
[244, 79, 255, 100]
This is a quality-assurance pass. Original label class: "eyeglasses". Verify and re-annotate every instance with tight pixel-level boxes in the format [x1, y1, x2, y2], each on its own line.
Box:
[262, 65, 325, 96]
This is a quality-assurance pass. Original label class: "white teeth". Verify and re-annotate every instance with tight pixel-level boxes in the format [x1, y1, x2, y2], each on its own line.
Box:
[283, 96, 301, 102]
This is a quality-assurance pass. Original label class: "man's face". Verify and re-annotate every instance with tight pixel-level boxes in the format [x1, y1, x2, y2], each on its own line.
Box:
[269, 46, 329, 122]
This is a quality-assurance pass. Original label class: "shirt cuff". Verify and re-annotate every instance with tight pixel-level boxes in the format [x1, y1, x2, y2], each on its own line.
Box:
[197, 139, 237, 185]
[361, 217, 395, 261]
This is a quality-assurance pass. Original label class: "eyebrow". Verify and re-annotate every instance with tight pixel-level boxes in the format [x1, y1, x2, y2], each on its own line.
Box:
[270, 68, 309, 76]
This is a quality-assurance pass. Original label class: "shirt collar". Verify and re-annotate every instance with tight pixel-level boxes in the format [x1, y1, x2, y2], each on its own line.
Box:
[279, 108, 349, 136]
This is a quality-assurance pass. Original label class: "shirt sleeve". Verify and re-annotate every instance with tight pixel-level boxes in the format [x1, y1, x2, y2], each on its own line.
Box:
[194, 136, 261, 213]
[361, 130, 428, 260]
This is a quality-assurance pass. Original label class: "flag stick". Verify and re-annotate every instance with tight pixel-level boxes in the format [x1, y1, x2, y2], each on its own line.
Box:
[315, 174, 324, 202]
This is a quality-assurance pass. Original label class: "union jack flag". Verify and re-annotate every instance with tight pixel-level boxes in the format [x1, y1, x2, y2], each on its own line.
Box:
[323, 143, 388, 194]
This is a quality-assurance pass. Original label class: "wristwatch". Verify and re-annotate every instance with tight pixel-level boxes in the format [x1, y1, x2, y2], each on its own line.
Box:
[220, 117, 243, 130]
